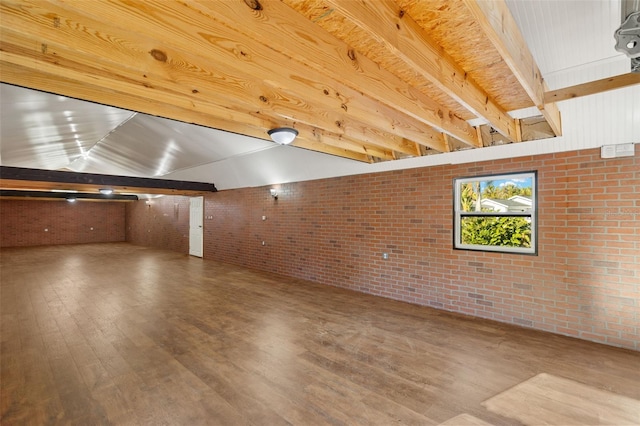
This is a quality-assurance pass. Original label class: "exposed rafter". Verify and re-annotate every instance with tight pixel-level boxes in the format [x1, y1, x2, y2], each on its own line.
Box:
[322, 0, 518, 143]
[0, 190, 139, 201]
[0, 0, 450, 160]
[545, 73, 640, 103]
[463, 0, 562, 136]
[0, 166, 217, 195]
[0, 0, 565, 167]
[188, 0, 467, 149]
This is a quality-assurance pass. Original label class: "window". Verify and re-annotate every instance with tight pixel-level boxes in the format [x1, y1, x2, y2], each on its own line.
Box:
[453, 171, 537, 255]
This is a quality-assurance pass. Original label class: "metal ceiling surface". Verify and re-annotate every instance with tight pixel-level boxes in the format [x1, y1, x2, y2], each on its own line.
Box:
[0, 83, 133, 169]
[66, 112, 272, 178]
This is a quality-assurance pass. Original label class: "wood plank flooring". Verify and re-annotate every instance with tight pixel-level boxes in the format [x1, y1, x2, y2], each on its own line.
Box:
[1, 243, 639, 425]
[482, 373, 640, 425]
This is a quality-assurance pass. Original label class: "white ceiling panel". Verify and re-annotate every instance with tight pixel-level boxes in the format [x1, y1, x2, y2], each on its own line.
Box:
[0, 84, 133, 169]
[162, 144, 366, 189]
[507, 0, 623, 79]
[66, 113, 271, 178]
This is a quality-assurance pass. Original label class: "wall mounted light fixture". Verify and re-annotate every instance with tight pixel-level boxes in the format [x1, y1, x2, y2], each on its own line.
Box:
[268, 127, 298, 145]
[99, 188, 114, 195]
[270, 188, 278, 199]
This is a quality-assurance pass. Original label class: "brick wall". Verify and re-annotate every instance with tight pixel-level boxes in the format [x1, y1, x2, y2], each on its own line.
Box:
[0, 199, 125, 247]
[203, 146, 639, 351]
[125, 196, 190, 254]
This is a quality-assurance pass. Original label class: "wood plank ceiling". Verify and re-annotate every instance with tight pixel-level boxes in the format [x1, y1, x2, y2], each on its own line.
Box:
[0, 0, 564, 164]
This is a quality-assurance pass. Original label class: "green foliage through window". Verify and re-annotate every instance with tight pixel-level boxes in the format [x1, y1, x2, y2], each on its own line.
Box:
[454, 172, 537, 254]
[461, 217, 531, 247]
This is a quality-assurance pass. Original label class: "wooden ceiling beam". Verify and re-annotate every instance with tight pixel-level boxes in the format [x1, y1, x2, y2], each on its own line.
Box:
[1, 50, 377, 164]
[294, 124, 394, 160]
[322, 0, 517, 144]
[0, 0, 566, 170]
[0, 62, 371, 164]
[363, 132, 422, 157]
[0, 44, 272, 134]
[0, 166, 217, 195]
[0, 179, 202, 196]
[463, 0, 562, 136]
[544, 73, 640, 103]
[291, 139, 373, 163]
[0, 15, 395, 153]
[0, 64, 266, 141]
[0, 0, 445, 154]
[184, 0, 465, 148]
[0, 190, 139, 201]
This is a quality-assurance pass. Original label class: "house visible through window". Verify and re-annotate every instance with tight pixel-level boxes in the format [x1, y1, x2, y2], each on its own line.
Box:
[453, 171, 537, 255]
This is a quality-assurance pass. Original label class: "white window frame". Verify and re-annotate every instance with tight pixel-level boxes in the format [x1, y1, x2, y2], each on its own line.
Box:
[453, 171, 537, 255]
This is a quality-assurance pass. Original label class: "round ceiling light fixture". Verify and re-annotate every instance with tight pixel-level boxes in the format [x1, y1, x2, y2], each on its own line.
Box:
[268, 127, 298, 145]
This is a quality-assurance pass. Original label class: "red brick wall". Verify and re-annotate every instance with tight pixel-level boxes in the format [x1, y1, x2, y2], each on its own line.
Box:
[203, 147, 639, 351]
[0, 199, 125, 247]
[125, 196, 190, 254]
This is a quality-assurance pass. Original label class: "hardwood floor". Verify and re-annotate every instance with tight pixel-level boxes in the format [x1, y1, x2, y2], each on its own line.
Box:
[482, 373, 640, 425]
[1, 243, 638, 425]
